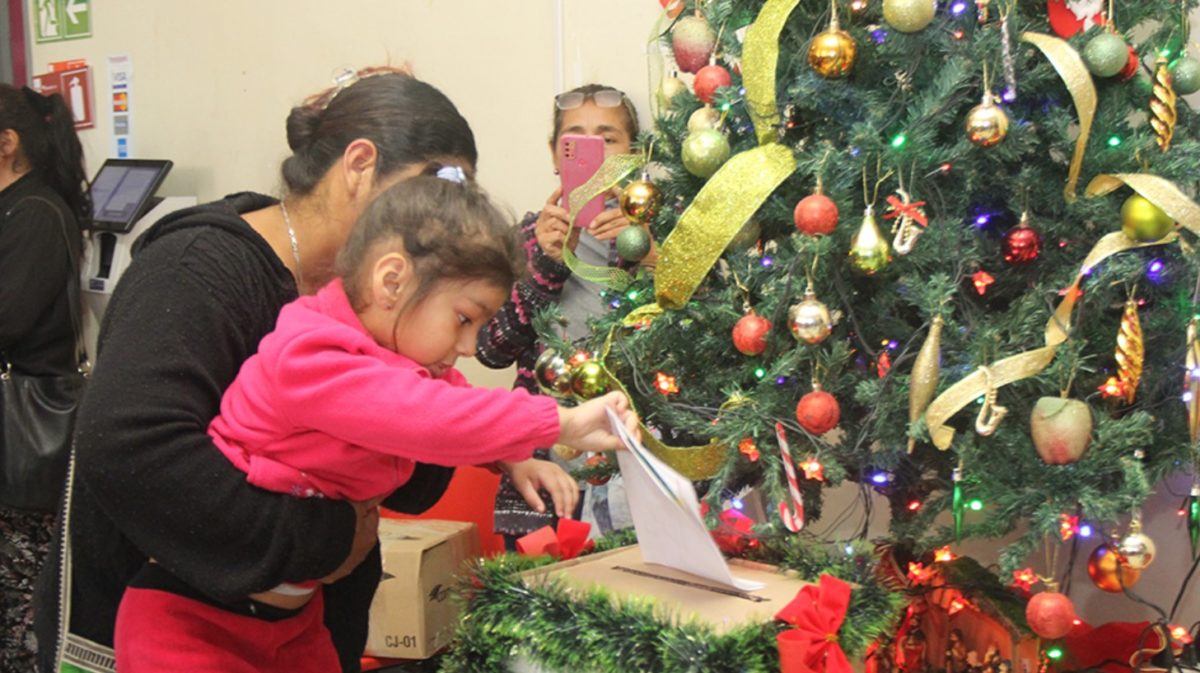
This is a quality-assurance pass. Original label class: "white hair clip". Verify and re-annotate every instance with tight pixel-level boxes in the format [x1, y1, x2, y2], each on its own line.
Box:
[437, 165, 467, 183]
[320, 67, 361, 110]
[332, 67, 360, 91]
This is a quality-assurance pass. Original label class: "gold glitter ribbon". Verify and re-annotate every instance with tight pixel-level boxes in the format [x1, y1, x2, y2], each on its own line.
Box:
[1021, 32, 1096, 202]
[1085, 173, 1200, 234]
[925, 231, 1171, 449]
[742, 0, 800, 144]
[564, 153, 646, 290]
[656, 143, 796, 309]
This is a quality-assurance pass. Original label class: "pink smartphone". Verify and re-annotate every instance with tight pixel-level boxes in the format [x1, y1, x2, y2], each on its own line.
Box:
[558, 134, 605, 229]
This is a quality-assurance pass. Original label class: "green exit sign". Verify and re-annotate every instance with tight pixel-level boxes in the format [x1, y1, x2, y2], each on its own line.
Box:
[32, 0, 91, 43]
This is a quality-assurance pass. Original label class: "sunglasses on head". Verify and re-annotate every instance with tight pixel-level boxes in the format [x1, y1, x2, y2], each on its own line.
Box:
[554, 88, 625, 111]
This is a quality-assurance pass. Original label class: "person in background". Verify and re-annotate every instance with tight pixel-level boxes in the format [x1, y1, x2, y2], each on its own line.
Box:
[477, 84, 655, 549]
[0, 83, 88, 672]
[113, 175, 634, 672]
[34, 68, 485, 673]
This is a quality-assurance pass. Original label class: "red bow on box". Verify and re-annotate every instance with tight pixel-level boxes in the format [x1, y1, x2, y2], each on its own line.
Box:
[516, 519, 593, 559]
[776, 574, 853, 673]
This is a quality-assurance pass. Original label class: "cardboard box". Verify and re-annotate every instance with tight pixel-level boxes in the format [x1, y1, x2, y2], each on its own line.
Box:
[364, 519, 480, 659]
[520, 545, 813, 634]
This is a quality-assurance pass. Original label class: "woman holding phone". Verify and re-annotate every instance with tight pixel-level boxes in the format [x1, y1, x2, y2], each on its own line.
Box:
[477, 84, 655, 549]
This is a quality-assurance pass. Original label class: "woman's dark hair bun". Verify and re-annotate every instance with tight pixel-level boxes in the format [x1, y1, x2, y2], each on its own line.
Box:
[285, 104, 322, 152]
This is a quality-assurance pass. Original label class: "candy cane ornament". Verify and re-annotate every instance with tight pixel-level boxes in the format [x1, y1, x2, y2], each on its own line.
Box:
[775, 422, 805, 532]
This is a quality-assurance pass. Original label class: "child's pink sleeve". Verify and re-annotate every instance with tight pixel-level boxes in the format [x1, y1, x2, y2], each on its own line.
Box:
[272, 333, 559, 465]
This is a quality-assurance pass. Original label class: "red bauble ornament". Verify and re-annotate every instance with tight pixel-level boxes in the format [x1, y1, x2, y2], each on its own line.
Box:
[693, 64, 732, 104]
[1003, 224, 1042, 264]
[732, 311, 772, 356]
[793, 191, 839, 236]
[795, 388, 840, 435]
[1118, 44, 1139, 81]
[1026, 591, 1078, 640]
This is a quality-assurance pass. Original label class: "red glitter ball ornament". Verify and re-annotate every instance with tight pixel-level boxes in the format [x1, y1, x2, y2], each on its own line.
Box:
[693, 64, 732, 104]
[1025, 591, 1077, 640]
[1003, 224, 1042, 264]
[1118, 44, 1139, 81]
[795, 388, 840, 435]
[793, 191, 839, 236]
[732, 311, 772, 356]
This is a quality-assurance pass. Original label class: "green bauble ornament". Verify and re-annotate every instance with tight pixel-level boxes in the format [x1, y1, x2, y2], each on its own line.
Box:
[570, 360, 609, 399]
[1083, 33, 1129, 78]
[616, 226, 652, 262]
[882, 0, 936, 33]
[681, 129, 731, 178]
[1171, 56, 1200, 96]
[1121, 194, 1174, 241]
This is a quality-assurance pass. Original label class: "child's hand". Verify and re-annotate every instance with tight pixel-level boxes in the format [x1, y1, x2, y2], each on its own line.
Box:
[535, 187, 571, 262]
[501, 458, 580, 518]
[589, 207, 632, 241]
[557, 391, 640, 454]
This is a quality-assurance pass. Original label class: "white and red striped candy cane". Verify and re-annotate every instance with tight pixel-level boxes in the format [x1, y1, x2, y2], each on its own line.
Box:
[775, 422, 805, 532]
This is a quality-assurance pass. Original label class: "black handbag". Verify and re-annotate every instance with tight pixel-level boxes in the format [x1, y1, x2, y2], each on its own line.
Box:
[0, 195, 89, 512]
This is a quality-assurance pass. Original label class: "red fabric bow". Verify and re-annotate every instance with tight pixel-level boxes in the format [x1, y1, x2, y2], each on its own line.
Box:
[775, 574, 853, 673]
[516, 519, 593, 559]
[883, 194, 928, 227]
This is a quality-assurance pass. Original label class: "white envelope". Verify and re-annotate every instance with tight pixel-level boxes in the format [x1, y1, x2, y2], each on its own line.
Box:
[606, 407, 764, 591]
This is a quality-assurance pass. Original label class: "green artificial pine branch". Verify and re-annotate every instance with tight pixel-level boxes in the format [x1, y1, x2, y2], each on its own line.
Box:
[534, 0, 1200, 605]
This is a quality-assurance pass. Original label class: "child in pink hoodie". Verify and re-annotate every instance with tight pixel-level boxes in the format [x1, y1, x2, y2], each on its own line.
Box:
[113, 172, 637, 673]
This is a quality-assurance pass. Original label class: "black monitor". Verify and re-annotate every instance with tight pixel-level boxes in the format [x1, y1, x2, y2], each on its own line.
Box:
[88, 159, 173, 232]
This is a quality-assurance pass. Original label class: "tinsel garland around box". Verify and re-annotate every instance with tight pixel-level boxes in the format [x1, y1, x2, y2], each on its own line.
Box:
[439, 532, 903, 673]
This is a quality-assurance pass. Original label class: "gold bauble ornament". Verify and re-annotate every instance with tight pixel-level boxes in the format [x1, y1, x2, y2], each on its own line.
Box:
[1115, 295, 1144, 405]
[570, 360, 609, 399]
[1117, 517, 1156, 571]
[533, 348, 573, 397]
[1087, 543, 1142, 593]
[619, 179, 663, 225]
[849, 205, 891, 274]
[807, 14, 857, 79]
[687, 104, 722, 133]
[965, 91, 1009, 147]
[1120, 194, 1174, 242]
[883, 0, 937, 32]
[659, 74, 688, 111]
[907, 315, 943, 453]
[788, 284, 833, 344]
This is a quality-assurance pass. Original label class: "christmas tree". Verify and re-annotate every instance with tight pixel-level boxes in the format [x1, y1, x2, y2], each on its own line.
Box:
[537, 0, 1200, 608]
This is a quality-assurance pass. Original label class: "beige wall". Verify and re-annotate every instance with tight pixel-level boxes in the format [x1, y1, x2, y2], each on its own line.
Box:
[28, 0, 1199, 631]
[29, 0, 665, 388]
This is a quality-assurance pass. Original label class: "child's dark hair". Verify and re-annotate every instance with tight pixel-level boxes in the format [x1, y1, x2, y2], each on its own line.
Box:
[336, 176, 524, 309]
[283, 67, 478, 195]
[0, 85, 90, 222]
[549, 83, 640, 145]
